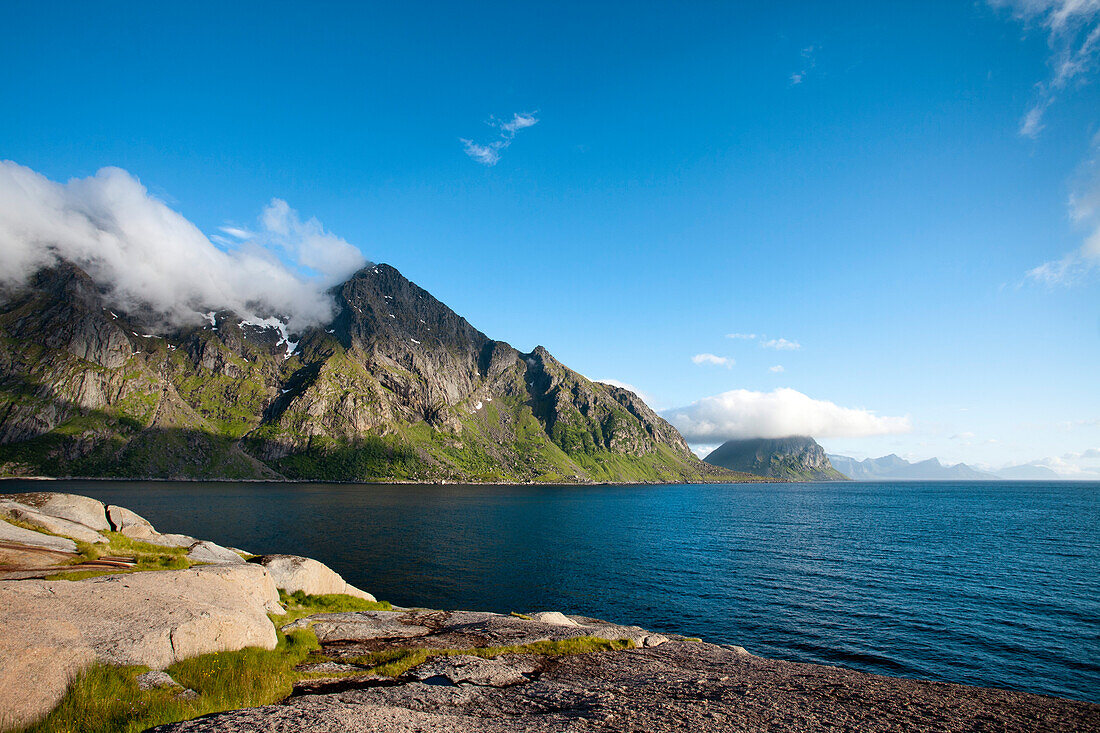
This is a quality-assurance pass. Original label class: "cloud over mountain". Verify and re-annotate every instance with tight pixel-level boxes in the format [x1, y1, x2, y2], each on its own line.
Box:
[663, 388, 911, 442]
[0, 161, 366, 330]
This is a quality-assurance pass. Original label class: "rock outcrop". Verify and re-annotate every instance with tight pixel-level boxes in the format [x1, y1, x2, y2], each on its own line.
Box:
[0, 499, 107, 544]
[4, 492, 111, 530]
[0, 517, 77, 552]
[0, 564, 282, 727]
[151, 624, 1100, 733]
[186, 540, 246, 565]
[250, 554, 375, 601]
[281, 608, 668, 650]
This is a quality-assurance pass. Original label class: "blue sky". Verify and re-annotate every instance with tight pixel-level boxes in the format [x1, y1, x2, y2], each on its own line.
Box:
[1, 1, 1098, 474]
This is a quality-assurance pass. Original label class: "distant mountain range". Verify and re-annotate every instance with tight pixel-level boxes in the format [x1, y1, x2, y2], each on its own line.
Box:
[827, 454, 1061, 481]
[705, 436, 847, 481]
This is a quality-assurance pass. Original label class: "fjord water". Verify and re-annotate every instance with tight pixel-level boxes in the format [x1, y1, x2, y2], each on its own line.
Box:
[6, 480, 1098, 703]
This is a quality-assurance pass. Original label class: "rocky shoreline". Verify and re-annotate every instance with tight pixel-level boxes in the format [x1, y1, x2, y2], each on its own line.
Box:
[1, 492, 1097, 732]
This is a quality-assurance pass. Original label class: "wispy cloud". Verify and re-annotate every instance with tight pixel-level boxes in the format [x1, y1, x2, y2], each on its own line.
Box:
[790, 45, 817, 85]
[1027, 132, 1100, 283]
[692, 353, 734, 368]
[725, 332, 758, 340]
[761, 337, 801, 351]
[768, 365, 785, 373]
[461, 112, 540, 166]
[663, 388, 911, 442]
[990, 1, 1100, 137]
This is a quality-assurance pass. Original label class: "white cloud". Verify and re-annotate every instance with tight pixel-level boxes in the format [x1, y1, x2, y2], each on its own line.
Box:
[1020, 101, 1050, 138]
[990, 1, 1100, 136]
[460, 140, 505, 166]
[497, 112, 539, 134]
[461, 112, 540, 166]
[790, 45, 816, 86]
[950, 431, 976, 440]
[594, 378, 655, 405]
[1027, 134, 1100, 283]
[761, 337, 801, 350]
[663, 388, 911, 442]
[692, 353, 734, 368]
[725, 332, 758, 340]
[219, 226, 254, 239]
[993, 3, 1100, 283]
[768, 365, 785, 373]
[0, 161, 367, 331]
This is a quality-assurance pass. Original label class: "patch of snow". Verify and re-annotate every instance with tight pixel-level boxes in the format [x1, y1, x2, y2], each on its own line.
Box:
[384, 295, 392, 299]
[280, 389, 291, 394]
[325, 329, 335, 334]
[109, 311, 118, 318]
[388, 314, 396, 319]
[237, 315, 298, 359]
[202, 311, 217, 327]
[475, 401, 483, 410]
[141, 334, 156, 338]
[486, 396, 493, 402]
[418, 319, 426, 324]
[410, 338, 421, 344]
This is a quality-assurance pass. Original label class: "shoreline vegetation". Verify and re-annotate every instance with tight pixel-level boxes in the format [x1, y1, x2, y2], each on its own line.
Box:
[0, 474, 770, 485]
[2, 491, 1098, 733]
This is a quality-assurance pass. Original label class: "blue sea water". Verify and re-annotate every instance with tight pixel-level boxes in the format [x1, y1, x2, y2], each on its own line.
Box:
[3, 480, 1098, 703]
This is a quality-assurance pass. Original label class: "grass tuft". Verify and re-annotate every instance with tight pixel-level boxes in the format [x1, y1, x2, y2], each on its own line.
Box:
[45, 532, 191, 580]
[275, 589, 393, 626]
[13, 628, 321, 733]
[11, 591, 632, 733]
[342, 636, 635, 678]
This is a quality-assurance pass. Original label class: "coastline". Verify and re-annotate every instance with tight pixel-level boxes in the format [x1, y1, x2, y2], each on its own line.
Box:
[2, 490, 1098, 732]
[0, 474, 772, 486]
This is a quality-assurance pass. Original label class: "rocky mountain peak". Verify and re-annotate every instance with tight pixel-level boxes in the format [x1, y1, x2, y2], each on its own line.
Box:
[0, 259, 733, 484]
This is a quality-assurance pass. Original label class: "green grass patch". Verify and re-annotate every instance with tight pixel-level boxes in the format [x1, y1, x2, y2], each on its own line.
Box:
[13, 628, 320, 733]
[45, 531, 191, 580]
[342, 636, 635, 678]
[9, 590, 635, 733]
[275, 589, 392, 626]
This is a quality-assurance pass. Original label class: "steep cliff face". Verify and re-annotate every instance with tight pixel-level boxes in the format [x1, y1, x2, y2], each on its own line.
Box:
[0, 262, 740, 484]
[703, 436, 848, 481]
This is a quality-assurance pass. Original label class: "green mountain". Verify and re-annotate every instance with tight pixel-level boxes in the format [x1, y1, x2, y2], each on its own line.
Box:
[703, 436, 848, 481]
[0, 262, 745, 484]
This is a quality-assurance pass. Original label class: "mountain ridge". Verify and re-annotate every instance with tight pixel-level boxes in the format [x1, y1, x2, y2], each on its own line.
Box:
[0, 261, 749, 484]
[827, 454, 1000, 481]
